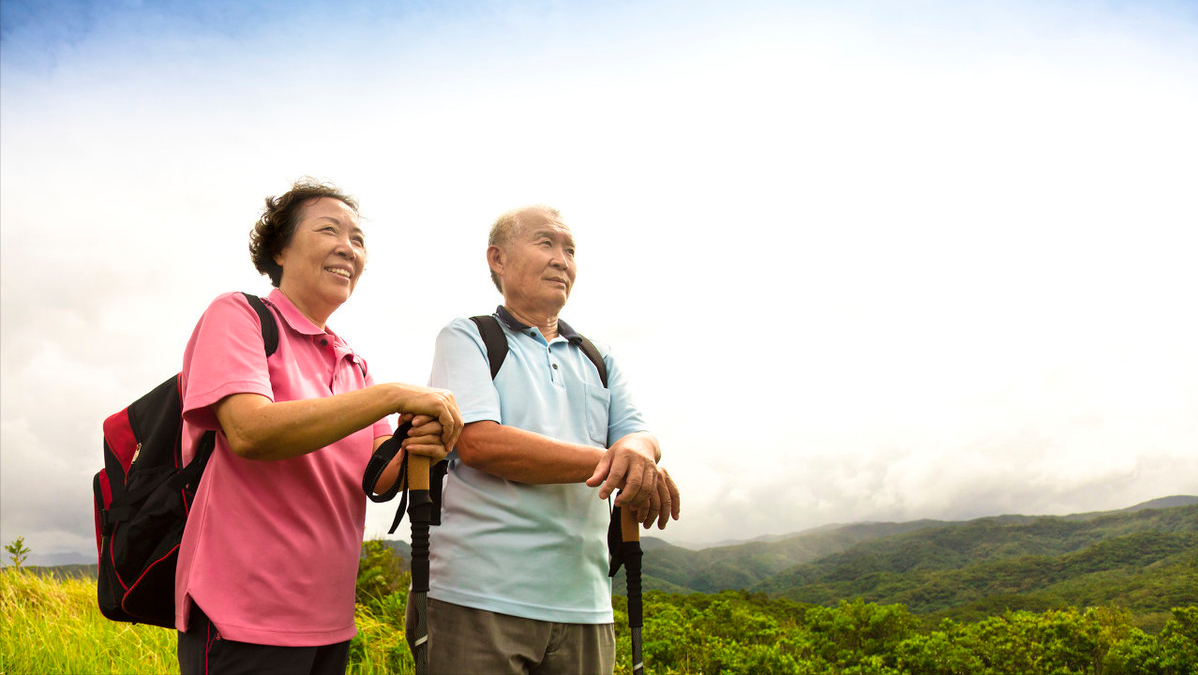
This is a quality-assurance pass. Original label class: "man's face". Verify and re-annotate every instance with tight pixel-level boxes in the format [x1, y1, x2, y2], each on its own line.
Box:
[496, 209, 577, 314]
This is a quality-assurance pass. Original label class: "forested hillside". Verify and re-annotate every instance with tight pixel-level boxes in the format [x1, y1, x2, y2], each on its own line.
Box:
[613, 501, 1198, 630]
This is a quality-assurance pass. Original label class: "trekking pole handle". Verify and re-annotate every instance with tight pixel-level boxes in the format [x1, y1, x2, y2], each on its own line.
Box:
[408, 454, 430, 490]
[620, 503, 641, 543]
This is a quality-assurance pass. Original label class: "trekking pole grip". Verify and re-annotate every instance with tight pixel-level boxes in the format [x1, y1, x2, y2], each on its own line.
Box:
[620, 503, 641, 543]
[409, 454, 430, 490]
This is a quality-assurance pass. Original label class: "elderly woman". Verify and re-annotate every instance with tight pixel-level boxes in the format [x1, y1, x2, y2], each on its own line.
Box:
[174, 179, 461, 675]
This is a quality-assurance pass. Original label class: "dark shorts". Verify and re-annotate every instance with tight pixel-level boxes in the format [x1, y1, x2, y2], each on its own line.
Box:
[177, 605, 350, 675]
[407, 596, 615, 675]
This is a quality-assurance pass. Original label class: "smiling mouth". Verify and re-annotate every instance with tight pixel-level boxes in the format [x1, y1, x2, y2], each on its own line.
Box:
[326, 267, 352, 280]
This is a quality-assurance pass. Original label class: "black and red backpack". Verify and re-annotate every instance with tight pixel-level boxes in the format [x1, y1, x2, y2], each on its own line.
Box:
[92, 293, 276, 627]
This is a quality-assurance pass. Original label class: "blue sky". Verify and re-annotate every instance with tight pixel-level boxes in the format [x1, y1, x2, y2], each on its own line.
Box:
[2, 0, 1197, 561]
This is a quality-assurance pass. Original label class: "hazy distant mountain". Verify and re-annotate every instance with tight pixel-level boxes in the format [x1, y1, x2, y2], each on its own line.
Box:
[5, 551, 94, 568]
[669, 496, 1198, 551]
[1117, 495, 1198, 511]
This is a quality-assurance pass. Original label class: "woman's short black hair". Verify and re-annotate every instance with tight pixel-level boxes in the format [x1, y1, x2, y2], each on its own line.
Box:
[249, 178, 359, 287]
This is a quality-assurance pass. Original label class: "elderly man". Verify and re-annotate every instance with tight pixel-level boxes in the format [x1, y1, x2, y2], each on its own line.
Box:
[413, 205, 680, 674]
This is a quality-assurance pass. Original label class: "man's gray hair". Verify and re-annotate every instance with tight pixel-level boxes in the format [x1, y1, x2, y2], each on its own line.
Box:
[487, 205, 562, 292]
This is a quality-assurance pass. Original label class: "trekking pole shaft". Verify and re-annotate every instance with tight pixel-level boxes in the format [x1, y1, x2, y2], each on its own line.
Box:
[620, 506, 644, 674]
[408, 453, 432, 675]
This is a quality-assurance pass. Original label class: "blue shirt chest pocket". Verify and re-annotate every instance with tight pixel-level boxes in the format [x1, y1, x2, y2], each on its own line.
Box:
[583, 383, 611, 446]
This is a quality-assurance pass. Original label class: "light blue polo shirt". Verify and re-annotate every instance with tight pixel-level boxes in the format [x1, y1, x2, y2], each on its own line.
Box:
[427, 307, 649, 624]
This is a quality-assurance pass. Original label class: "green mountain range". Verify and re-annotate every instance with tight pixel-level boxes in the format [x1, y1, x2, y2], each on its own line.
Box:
[618, 496, 1198, 626]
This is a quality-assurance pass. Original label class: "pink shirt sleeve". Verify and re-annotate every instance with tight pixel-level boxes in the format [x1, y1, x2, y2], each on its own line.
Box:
[181, 293, 274, 431]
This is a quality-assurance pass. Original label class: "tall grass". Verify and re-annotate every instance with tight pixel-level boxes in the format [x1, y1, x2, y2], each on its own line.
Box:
[0, 567, 176, 674]
[348, 590, 413, 675]
[0, 568, 411, 675]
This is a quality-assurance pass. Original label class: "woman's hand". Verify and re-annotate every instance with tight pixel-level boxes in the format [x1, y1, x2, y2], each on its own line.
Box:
[390, 384, 463, 451]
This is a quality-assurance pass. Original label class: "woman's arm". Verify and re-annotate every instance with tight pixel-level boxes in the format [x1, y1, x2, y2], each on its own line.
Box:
[214, 383, 461, 461]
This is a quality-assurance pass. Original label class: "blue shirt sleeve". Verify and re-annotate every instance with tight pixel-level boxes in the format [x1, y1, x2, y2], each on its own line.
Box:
[428, 318, 502, 428]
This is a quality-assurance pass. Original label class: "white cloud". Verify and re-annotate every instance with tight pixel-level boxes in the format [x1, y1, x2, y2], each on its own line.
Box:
[2, 0, 1197, 552]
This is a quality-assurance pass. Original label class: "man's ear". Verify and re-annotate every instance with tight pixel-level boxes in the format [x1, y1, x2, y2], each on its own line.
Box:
[487, 245, 504, 278]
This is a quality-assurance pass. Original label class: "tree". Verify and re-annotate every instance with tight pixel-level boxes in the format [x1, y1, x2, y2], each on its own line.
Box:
[356, 540, 408, 609]
[4, 536, 31, 569]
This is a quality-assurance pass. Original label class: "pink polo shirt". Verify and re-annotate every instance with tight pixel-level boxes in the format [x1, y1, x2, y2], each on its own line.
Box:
[174, 289, 392, 645]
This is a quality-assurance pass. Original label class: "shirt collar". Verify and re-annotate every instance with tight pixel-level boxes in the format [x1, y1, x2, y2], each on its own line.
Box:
[267, 288, 338, 339]
[494, 305, 582, 344]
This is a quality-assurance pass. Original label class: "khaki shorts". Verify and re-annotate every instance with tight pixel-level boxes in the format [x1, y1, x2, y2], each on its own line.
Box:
[406, 596, 615, 675]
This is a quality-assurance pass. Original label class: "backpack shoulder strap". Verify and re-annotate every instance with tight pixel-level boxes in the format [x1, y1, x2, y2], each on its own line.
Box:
[470, 315, 508, 380]
[470, 314, 608, 388]
[242, 293, 279, 357]
[578, 337, 608, 388]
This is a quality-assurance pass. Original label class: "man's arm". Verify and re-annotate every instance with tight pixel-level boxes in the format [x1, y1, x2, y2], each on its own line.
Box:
[458, 422, 681, 530]
[455, 420, 606, 484]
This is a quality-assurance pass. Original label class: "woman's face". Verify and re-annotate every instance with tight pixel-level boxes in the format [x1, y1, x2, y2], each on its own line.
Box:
[273, 197, 365, 326]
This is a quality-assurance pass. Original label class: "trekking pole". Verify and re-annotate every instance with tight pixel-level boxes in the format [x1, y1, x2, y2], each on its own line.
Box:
[621, 506, 644, 675]
[407, 454, 432, 675]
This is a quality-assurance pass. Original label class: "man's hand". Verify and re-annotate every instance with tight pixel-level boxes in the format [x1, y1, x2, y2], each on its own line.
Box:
[586, 432, 680, 530]
[399, 414, 449, 463]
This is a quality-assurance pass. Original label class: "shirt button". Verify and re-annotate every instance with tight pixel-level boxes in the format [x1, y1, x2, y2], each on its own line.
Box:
[320, 339, 329, 346]
[552, 363, 558, 370]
